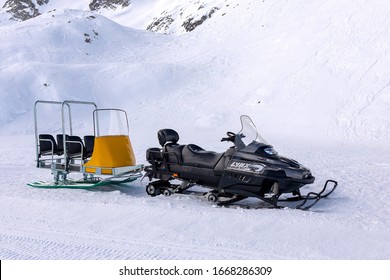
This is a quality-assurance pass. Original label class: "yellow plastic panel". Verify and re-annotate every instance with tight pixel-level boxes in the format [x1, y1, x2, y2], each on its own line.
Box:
[83, 135, 136, 171]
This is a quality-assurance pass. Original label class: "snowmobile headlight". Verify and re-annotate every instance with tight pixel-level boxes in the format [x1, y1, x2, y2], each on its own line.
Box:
[303, 171, 313, 179]
[264, 147, 278, 155]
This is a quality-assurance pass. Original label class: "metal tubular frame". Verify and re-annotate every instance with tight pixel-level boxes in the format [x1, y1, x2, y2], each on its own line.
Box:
[34, 100, 98, 174]
[34, 100, 71, 166]
[61, 101, 97, 170]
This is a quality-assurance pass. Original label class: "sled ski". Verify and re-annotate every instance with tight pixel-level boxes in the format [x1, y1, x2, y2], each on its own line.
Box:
[28, 165, 143, 189]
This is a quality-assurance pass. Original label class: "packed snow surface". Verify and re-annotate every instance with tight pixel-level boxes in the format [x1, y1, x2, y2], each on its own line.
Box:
[1, 0, 390, 259]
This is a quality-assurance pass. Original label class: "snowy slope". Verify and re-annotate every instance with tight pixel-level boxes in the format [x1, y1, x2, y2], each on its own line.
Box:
[0, 0, 390, 260]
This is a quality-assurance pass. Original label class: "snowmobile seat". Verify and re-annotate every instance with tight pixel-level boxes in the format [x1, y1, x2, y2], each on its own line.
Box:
[84, 135, 95, 158]
[165, 144, 184, 164]
[38, 134, 62, 156]
[182, 144, 223, 169]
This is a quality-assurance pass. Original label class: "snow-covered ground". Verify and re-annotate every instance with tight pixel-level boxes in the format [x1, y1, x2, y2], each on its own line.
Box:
[1, 135, 390, 259]
[1, 0, 390, 259]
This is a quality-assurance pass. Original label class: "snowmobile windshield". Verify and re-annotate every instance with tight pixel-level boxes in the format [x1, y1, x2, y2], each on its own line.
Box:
[235, 115, 278, 156]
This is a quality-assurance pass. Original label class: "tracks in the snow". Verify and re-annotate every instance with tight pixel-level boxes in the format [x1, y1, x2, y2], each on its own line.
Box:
[0, 224, 270, 260]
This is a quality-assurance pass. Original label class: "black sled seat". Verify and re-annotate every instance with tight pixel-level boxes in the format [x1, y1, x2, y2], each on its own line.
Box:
[57, 134, 83, 158]
[56, 134, 67, 154]
[57, 134, 94, 159]
[84, 135, 95, 158]
[67, 135, 85, 158]
[38, 134, 63, 156]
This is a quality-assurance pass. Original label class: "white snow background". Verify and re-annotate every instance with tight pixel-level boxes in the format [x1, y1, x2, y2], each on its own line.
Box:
[0, 0, 390, 259]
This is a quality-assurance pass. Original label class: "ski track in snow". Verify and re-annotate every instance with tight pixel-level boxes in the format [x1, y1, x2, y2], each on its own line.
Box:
[0, 225, 260, 260]
[1, 135, 390, 260]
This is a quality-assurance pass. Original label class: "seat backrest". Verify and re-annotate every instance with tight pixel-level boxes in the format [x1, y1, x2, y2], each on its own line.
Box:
[157, 129, 179, 147]
[39, 134, 58, 155]
[66, 135, 84, 157]
[84, 135, 95, 158]
[56, 134, 69, 153]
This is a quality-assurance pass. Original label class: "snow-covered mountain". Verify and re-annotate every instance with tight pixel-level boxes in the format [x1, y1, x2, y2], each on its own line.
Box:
[0, 1, 129, 21]
[0, 0, 226, 34]
[1, 0, 390, 146]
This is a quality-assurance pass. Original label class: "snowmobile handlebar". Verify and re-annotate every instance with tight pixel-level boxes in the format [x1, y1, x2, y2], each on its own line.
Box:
[221, 131, 236, 143]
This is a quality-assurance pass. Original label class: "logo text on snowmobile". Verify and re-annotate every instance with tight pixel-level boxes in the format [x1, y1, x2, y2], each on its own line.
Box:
[227, 161, 265, 174]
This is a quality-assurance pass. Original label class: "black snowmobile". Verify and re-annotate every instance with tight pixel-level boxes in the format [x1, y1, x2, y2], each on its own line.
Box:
[144, 115, 337, 210]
